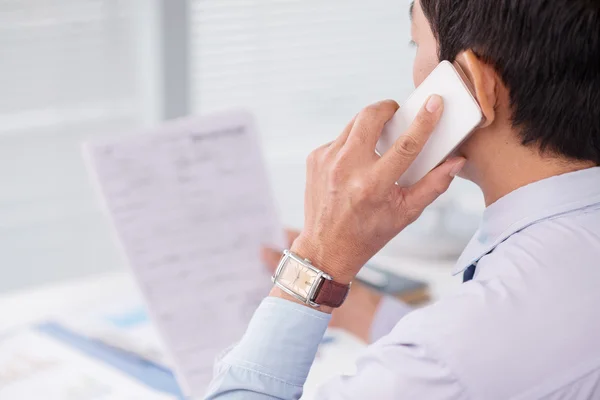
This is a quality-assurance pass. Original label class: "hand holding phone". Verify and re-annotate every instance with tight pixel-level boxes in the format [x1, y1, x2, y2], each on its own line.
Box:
[376, 61, 483, 186]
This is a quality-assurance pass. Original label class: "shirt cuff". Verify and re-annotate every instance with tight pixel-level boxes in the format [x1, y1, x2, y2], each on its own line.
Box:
[370, 296, 413, 342]
[220, 296, 331, 387]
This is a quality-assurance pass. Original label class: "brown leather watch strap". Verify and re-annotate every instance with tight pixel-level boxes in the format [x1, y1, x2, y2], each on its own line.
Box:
[313, 279, 351, 308]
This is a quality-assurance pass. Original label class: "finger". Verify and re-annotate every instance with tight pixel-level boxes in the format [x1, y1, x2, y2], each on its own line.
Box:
[332, 114, 358, 149]
[261, 246, 284, 274]
[311, 141, 335, 158]
[375, 95, 444, 186]
[402, 157, 466, 214]
[345, 100, 399, 153]
[285, 229, 301, 246]
[306, 139, 335, 174]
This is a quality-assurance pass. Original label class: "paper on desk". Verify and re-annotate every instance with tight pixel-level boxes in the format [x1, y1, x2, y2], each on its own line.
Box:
[0, 330, 175, 400]
[83, 111, 285, 398]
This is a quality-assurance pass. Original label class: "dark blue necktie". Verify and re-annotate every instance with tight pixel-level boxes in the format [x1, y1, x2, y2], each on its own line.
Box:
[463, 264, 477, 282]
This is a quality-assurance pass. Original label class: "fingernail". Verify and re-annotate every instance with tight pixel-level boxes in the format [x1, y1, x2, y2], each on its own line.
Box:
[449, 159, 466, 177]
[426, 95, 443, 113]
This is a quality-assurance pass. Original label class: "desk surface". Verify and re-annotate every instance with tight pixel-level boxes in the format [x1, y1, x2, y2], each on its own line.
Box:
[0, 255, 460, 399]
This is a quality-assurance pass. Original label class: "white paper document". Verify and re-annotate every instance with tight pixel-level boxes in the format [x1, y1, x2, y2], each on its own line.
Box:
[84, 111, 285, 398]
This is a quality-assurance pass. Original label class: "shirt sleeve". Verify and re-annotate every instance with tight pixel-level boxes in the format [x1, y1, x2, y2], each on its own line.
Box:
[205, 297, 331, 400]
[314, 339, 467, 399]
[205, 296, 468, 400]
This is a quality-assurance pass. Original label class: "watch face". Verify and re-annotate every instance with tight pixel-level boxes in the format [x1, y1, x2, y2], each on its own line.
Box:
[278, 256, 320, 298]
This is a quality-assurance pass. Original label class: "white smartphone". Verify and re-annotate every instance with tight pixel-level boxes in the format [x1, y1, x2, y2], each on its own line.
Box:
[376, 61, 483, 186]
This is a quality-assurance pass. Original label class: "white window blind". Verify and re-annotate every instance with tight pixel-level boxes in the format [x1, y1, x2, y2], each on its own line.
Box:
[190, 0, 415, 156]
[0, 0, 149, 292]
[189, 0, 418, 228]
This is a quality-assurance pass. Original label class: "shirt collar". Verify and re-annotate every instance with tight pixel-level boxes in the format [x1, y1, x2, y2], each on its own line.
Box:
[454, 167, 600, 275]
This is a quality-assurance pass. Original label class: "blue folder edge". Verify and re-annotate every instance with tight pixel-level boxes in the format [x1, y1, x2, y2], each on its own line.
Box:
[35, 322, 337, 399]
[36, 322, 186, 399]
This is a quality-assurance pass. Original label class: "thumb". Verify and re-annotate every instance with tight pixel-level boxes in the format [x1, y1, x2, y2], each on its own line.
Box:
[403, 157, 466, 211]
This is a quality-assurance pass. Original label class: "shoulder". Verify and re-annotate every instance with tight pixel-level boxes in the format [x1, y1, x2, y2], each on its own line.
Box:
[479, 207, 600, 282]
[381, 209, 600, 398]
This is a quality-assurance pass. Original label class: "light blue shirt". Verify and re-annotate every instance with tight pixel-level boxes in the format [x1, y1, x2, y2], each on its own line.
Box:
[206, 167, 600, 399]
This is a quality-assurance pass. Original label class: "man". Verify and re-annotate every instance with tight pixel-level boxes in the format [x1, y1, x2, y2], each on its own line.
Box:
[206, 0, 600, 398]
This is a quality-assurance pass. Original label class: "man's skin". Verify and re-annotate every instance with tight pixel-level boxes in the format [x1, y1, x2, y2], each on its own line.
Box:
[263, 0, 595, 339]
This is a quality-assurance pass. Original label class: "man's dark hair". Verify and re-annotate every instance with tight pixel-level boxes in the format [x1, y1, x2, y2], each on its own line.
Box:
[420, 0, 600, 164]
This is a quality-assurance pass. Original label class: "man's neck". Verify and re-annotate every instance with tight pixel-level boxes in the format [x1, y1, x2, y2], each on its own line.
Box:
[469, 145, 596, 207]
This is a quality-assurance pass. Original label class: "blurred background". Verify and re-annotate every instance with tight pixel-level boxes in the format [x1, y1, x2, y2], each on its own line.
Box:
[0, 0, 484, 294]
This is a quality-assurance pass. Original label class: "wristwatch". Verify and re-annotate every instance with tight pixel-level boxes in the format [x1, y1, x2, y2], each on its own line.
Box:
[272, 250, 351, 308]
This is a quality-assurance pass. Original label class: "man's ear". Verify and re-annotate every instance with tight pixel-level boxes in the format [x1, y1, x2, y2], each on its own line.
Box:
[455, 50, 497, 128]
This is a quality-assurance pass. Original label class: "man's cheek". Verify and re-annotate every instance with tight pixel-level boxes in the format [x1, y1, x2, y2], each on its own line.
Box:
[412, 53, 437, 87]
[413, 43, 439, 87]
[412, 66, 427, 87]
